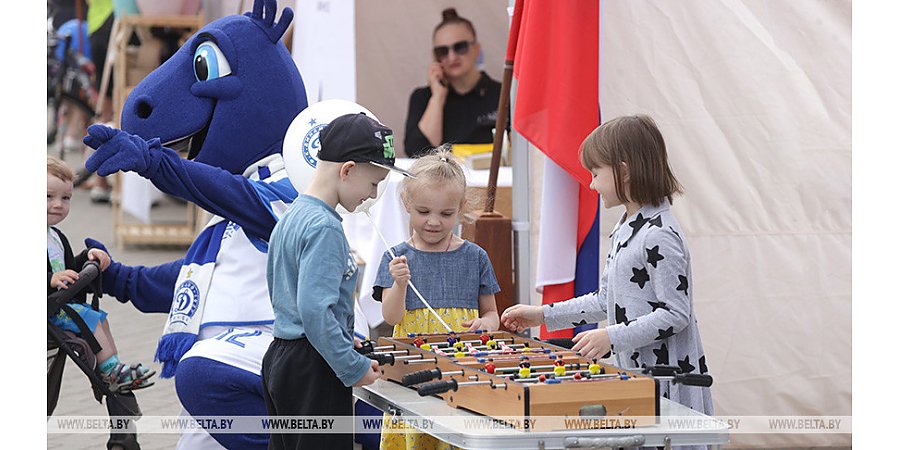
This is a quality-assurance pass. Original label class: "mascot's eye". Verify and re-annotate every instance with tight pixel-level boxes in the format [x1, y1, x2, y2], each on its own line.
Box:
[193, 41, 232, 81]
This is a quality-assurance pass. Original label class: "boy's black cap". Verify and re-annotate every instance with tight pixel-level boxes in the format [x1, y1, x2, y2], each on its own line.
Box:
[318, 113, 413, 177]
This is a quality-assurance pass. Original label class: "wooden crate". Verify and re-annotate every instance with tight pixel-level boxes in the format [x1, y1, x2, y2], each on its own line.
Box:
[110, 14, 204, 248]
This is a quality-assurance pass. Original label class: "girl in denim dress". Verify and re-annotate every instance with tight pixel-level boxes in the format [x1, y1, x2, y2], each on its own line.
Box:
[374, 148, 500, 450]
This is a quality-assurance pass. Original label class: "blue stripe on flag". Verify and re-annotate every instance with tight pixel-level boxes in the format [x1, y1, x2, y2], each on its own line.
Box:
[573, 198, 601, 334]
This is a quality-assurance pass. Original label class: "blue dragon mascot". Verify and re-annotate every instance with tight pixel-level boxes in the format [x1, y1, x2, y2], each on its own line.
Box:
[82, 1, 306, 448]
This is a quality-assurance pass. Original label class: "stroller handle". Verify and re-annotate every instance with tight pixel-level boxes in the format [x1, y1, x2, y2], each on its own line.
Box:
[48, 260, 101, 309]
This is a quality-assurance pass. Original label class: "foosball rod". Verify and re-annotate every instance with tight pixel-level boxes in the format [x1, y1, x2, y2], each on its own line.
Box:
[416, 378, 508, 396]
[416, 341, 521, 351]
[366, 211, 452, 332]
[396, 356, 438, 364]
[400, 362, 589, 387]
[432, 347, 554, 358]
[425, 338, 515, 347]
[372, 349, 411, 355]
[401, 365, 579, 386]
[631, 366, 714, 387]
[469, 352, 576, 363]
[399, 347, 573, 364]
[515, 371, 712, 387]
[491, 362, 586, 373]
[514, 372, 626, 383]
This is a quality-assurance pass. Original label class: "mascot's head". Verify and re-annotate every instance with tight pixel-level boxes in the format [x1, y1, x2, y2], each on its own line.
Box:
[121, 0, 307, 174]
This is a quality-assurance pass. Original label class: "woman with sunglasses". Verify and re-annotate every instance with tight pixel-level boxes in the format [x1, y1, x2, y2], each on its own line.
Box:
[403, 8, 502, 158]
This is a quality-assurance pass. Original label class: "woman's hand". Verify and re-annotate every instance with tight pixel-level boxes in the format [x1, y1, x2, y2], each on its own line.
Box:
[428, 62, 448, 99]
[500, 304, 544, 332]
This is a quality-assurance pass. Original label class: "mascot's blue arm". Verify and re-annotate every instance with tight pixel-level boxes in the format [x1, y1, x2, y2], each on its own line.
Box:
[85, 238, 180, 313]
[105, 259, 183, 313]
[144, 144, 291, 241]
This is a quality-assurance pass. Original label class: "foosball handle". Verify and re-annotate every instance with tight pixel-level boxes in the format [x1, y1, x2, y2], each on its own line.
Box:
[355, 340, 375, 355]
[673, 373, 713, 387]
[402, 368, 441, 387]
[641, 365, 680, 377]
[417, 379, 458, 396]
[368, 352, 395, 366]
[542, 338, 575, 349]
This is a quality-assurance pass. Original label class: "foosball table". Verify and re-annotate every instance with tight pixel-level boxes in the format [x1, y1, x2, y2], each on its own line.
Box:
[357, 331, 713, 433]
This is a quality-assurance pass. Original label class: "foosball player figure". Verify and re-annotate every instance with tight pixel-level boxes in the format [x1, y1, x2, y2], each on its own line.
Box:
[421, 343, 432, 351]
[486, 337, 498, 350]
[453, 341, 466, 353]
[412, 336, 425, 348]
[446, 331, 458, 347]
[588, 358, 603, 375]
[479, 332, 491, 346]
[483, 358, 496, 374]
[553, 355, 566, 377]
[518, 357, 532, 379]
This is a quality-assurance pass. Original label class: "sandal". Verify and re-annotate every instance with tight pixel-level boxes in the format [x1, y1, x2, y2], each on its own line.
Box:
[102, 362, 156, 394]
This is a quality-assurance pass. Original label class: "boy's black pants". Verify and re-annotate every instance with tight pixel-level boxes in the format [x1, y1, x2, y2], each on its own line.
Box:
[262, 337, 353, 449]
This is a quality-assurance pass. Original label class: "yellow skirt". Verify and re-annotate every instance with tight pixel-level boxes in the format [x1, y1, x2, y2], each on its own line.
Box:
[379, 307, 479, 450]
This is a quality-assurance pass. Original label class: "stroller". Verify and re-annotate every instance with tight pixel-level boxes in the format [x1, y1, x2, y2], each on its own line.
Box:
[47, 260, 142, 450]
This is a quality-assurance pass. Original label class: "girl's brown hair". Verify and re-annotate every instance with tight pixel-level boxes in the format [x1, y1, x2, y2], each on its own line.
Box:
[47, 155, 75, 183]
[579, 115, 683, 206]
[433, 8, 477, 41]
[399, 145, 467, 207]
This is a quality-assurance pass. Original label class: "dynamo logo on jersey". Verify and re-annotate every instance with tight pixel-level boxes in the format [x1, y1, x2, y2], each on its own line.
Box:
[302, 123, 327, 169]
[170, 279, 201, 325]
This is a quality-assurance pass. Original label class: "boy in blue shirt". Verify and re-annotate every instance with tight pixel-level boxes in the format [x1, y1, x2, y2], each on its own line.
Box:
[263, 113, 412, 449]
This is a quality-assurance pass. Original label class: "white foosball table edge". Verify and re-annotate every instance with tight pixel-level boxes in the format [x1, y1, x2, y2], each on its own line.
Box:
[354, 379, 729, 449]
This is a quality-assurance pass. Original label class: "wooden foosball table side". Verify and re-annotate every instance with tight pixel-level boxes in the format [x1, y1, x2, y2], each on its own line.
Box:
[527, 374, 659, 430]
[375, 333, 660, 431]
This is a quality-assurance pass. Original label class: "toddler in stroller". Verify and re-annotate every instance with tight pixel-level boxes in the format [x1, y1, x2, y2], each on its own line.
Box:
[48, 155, 156, 449]
[47, 155, 156, 395]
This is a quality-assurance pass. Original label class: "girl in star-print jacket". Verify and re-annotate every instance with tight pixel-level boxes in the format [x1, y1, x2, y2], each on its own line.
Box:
[502, 115, 713, 419]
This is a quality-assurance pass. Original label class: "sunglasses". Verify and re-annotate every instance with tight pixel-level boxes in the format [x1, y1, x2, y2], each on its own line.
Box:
[433, 40, 474, 61]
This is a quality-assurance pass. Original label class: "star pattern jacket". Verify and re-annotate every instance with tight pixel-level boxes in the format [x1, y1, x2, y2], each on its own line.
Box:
[543, 200, 713, 415]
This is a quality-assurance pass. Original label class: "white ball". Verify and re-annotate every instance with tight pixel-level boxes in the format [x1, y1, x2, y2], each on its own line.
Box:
[282, 99, 387, 214]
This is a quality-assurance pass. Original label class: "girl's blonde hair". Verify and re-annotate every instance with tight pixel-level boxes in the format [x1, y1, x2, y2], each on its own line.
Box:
[579, 114, 683, 206]
[399, 145, 467, 207]
[47, 155, 75, 183]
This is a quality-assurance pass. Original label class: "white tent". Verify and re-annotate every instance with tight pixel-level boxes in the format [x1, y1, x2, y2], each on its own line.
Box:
[593, 2, 851, 447]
